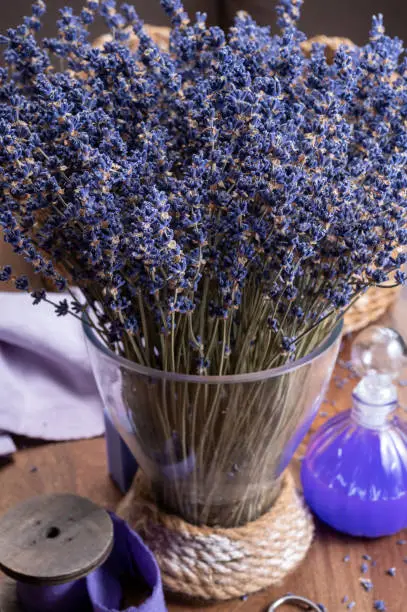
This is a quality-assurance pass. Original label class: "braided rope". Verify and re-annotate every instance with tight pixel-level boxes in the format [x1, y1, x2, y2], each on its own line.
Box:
[117, 470, 314, 601]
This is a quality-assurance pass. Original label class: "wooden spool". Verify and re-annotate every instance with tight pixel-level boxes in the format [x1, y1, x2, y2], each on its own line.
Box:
[0, 494, 113, 586]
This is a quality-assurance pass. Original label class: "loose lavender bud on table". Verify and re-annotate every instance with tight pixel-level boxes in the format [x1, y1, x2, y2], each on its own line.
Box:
[359, 578, 373, 592]
[386, 567, 396, 577]
[373, 601, 386, 611]
[360, 563, 369, 574]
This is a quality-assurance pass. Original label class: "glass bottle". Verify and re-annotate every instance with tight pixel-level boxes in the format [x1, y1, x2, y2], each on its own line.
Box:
[301, 326, 407, 537]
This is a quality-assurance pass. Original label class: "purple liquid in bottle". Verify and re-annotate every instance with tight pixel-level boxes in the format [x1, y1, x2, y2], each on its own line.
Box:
[301, 403, 407, 537]
[302, 326, 407, 538]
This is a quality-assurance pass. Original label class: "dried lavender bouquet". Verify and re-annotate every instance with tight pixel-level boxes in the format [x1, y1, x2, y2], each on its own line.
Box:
[0, 0, 406, 525]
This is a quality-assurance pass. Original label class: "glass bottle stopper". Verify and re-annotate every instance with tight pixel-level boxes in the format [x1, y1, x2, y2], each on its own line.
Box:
[351, 326, 407, 428]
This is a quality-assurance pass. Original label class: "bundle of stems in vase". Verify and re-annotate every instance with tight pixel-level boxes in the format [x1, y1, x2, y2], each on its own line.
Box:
[0, 0, 406, 525]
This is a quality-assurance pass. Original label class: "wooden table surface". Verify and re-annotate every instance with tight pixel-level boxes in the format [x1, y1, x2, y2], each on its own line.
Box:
[1, 339, 407, 611]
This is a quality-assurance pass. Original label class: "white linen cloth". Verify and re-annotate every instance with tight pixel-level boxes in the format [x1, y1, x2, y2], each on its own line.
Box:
[0, 292, 104, 455]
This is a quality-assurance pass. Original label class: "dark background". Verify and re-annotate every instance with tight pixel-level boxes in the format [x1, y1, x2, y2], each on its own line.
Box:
[1, 0, 406, 46]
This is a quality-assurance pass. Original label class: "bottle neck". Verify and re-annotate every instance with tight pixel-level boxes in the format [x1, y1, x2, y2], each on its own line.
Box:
[351, 394, 397, 430]
[351, 374, 397, 430]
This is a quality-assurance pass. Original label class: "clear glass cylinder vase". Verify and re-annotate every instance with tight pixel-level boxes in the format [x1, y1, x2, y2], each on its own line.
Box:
[84, 319, 342, 527]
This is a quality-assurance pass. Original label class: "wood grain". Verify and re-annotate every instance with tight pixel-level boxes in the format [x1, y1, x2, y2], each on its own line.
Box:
[0, 347, 406, 610]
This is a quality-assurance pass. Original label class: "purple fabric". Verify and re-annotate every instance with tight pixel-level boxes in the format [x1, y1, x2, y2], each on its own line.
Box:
[104, 412, 138, 494]
[88, 513, 166, 612]
[17, 580, 90, 612]
[0, 293, 104, 455]
[17, 513, 167, 612]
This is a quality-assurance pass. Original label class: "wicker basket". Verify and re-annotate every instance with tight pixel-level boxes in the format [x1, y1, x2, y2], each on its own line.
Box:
[94, 24, 170, 52]
[343, 286, 400, 334]
[92, 28, 401, 335]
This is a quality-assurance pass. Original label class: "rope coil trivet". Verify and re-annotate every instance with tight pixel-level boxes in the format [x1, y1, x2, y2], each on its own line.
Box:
[117, 470, 314, 601]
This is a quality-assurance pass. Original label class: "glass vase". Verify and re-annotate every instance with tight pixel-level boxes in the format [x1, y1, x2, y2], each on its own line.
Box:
[84, 319, 342, 527]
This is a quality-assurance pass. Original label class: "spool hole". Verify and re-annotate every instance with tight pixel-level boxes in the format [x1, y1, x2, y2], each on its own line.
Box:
[46, 526, 61, 539]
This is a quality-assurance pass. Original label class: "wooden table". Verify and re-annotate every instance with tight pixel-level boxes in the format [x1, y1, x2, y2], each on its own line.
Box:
[1, 343, 407, 612]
